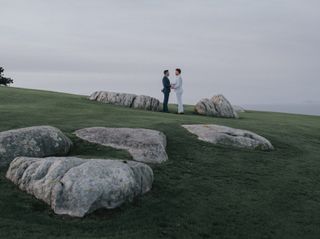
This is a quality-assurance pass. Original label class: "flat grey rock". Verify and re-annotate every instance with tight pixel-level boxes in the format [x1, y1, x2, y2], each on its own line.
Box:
[195, 94, 238, 118]
[182, 124, 274, 150]
[75, 127, 168, 164]
[6, 156, 153, 217]
[0, 126, 72, 167]
[89, 91, 160, 111]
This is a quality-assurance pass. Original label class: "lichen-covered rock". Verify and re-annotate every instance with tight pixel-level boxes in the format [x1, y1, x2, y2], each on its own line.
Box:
[194, 98, 218, 116]
[212, 95, 238, 118]
[132, 95, 160, 111]
[89, 91, 160, 111]
[89, 91, 137, 107]
[75, 127, 168, 164]
[6, 156, 153, 217]
[0, 126, 72, 167]
[195, 94, 238, 118]
[182, 124, 274, 150]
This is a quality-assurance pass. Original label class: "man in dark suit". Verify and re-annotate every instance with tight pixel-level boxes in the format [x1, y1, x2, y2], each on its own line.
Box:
[162, 70, 171, 112]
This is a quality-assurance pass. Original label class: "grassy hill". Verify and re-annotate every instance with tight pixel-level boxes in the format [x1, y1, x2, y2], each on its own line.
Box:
[0, 87, 319, 239]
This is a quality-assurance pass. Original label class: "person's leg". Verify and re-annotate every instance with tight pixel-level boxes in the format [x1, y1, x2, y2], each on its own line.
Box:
[166, 93, 170, 112]
[163, 92, 169, 112]
[179, 93, 184, 113]
[176, 92, 184, 113]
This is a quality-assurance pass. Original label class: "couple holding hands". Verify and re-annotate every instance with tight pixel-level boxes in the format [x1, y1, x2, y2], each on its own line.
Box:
[161, 68, 184, 114]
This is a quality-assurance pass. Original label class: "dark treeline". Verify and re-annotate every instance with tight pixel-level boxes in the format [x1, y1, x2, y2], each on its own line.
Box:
[0, 67, 13, 86]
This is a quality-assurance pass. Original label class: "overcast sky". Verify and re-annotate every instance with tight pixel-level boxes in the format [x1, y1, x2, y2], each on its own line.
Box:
[1, 0, 319, 105]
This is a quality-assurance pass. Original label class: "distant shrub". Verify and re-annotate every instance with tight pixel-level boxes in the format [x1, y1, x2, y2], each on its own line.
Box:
[0, 67, 14, 86]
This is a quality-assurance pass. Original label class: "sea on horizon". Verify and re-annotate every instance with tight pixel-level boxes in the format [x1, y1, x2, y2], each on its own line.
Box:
[244, 104, 320, 117]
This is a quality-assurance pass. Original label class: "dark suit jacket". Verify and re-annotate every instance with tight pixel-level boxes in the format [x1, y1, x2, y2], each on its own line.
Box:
[162, 77, 171, 93]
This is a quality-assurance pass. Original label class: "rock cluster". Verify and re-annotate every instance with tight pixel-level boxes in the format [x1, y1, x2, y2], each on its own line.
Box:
[0, 126, 72, 167]
[195, 95, 238, 118]
[182, 124, 274, 150]
[6, 157, 153, 217]
[75, 127, 168, 164]
[1, 93, 273, 218]
[89, 91, 160, 111]
[1, 125, 164, 217]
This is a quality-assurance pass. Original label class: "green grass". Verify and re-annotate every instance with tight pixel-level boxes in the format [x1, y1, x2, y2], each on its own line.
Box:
[0, 86, 320, 239]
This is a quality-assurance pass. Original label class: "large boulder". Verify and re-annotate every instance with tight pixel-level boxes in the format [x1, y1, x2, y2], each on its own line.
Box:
[0, 126, 72, 167]
[194, 98, 218, 116]
[233, 105, 246, 113]
[89, 91, 137, 107]
[6, 156, 153, 217]
[75, 127, 168, 164]
[89, 91, 160, 111]
[182, 124, 274, 150]
[195, 94, 238, 118]
[132, 95, 160, 111]
[212, 95, 238, 118]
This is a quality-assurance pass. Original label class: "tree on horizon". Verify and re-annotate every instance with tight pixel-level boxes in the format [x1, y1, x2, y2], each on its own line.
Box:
[0, 67, 14, 86]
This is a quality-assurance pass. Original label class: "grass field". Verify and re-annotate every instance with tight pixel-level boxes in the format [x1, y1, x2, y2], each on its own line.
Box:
[0, 86, 320, 239]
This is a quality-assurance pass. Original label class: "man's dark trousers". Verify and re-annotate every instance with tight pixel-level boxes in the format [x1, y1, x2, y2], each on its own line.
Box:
[163, 91, 170, 112]
[162, 76, 171, 112]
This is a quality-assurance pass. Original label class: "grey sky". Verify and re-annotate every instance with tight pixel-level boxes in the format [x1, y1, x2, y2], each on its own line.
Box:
[1, 0, 320, 104]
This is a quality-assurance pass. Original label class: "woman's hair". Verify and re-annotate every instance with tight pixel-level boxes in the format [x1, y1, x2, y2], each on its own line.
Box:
[176, 68, 181, 74]
[164, 70, 169, 75]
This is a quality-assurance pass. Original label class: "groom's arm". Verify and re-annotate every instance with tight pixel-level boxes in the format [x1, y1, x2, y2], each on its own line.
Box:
[164, 78, 171, 89]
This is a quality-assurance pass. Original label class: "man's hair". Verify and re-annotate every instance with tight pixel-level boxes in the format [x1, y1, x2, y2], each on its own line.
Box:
[176, 68, 181, 74]
[164, 70, 169, 75]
